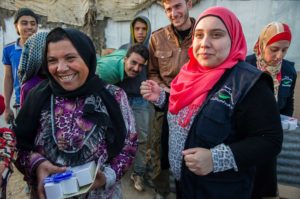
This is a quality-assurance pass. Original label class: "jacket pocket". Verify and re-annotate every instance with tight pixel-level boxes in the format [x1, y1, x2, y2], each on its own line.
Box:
[195, 172, 250, 199]
[154, 50, 173, 69]
[194, 104, 231, 147]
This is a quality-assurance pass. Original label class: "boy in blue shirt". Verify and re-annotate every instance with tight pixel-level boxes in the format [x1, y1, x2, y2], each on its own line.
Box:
[2, 8, 38, 123]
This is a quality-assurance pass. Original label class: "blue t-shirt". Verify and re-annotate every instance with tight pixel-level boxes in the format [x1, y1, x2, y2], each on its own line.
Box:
[2, 39, 22, 104]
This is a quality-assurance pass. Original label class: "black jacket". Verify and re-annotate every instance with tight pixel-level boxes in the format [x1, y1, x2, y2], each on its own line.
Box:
[180, 62, 283, 199]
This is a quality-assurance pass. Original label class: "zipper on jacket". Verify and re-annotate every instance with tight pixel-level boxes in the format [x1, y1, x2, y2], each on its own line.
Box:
[177, 47, 182, 75]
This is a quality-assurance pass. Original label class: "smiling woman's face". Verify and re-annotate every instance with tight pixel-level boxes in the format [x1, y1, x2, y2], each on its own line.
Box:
[47, 39, 89, 91]
[192, 16, 231, 68]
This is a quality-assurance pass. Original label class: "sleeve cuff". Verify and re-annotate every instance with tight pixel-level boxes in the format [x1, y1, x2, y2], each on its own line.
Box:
[153, 87, 166, 109]
[210, 144, 238, 173]
[30, 154, 47, 174]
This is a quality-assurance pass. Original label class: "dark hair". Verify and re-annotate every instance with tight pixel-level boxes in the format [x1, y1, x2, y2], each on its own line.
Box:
[126, 44, 149, 61]
[132, 18, 147, 28]
[14, 8, 39, 24]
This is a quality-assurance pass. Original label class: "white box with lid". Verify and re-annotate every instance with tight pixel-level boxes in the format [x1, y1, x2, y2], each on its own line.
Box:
[71, 161, 97, 187]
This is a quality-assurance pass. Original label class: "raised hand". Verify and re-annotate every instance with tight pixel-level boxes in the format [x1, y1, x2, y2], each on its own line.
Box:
[140, 80, 161, 102]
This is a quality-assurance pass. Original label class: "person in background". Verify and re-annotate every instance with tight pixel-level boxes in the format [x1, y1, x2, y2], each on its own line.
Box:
[246, 22, 297, 117]
[147, 0, 195, 198]
[0, 95, 17, 199]
[96, 44, 149, 85]
[14, 27, 137, 199]
[18, 32, 48, 107]
[246, 22, 297, 199]
[141, 6, 283, 199]
[119, 16, 151, 50]
[119, 16, 152, 192]
[98, 43, 150, 192]
[2, 8, 38, 123]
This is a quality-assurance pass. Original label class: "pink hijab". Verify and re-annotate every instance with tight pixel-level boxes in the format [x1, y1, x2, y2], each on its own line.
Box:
[169, 6, 247, 127]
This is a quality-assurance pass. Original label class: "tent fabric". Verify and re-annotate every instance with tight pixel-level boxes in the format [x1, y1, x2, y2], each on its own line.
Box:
[0, 0, 89, 26]
[0, 0, 154, 26]
[0, 0, 201, 26]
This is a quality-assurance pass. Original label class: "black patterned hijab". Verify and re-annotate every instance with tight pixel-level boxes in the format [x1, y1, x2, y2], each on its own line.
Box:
[18, 32, 48, 84]
[15, 28, 126, 160]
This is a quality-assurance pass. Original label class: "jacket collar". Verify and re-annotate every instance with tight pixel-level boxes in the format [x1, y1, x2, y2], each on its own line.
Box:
[165, 18, 195, 45]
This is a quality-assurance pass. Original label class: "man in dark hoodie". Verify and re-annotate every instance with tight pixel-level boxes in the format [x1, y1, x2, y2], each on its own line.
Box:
[119, 16, 151, 50]
[118, 16, 152, 192]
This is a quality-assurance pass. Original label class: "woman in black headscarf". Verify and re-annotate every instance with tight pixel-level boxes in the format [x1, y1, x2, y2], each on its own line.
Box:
[14, 27, 137, 199]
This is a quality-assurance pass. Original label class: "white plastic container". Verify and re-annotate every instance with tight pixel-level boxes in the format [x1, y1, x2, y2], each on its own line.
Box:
[44, 182, 63, 199]
[61, 176, 79, 194]
[280, 114, 298, 131]
[72, 161, 96, 187]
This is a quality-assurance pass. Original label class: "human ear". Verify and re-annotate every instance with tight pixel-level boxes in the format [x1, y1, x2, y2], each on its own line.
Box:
[187, 0, 192, 9]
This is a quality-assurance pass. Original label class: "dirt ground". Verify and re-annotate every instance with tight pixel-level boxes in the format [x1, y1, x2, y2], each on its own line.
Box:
[6, 166, 176, 199]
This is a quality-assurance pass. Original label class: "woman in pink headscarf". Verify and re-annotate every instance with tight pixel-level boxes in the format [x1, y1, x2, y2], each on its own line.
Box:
[141, 6, 283, 199]
[246, 22, 297, 199]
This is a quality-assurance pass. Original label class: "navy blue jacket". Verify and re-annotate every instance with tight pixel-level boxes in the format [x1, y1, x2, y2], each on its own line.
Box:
[180, 62, 282, 199]
[246, 54, 297, 116]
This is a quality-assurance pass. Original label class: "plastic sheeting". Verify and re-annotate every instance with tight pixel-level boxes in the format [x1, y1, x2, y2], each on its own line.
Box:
[0, 0, 201, 25]
[0, 0, 90, 26]
[96, 0, 157, 21]
[0, 0, 158, 26]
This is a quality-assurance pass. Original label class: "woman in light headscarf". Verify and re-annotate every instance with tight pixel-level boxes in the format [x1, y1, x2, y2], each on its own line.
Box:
[14, 27, 137, 199]
[141, 7, 282, 199]
[246, 22, 297, 116]
[246, 22, 297, 199]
